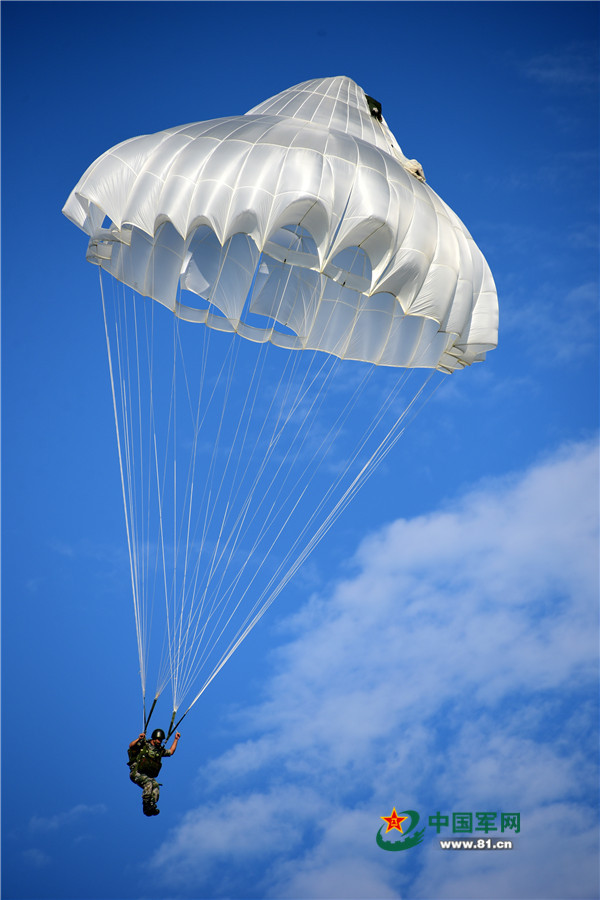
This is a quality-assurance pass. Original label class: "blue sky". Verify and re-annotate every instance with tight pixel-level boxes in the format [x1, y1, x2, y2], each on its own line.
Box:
[1, 2, 598, 899]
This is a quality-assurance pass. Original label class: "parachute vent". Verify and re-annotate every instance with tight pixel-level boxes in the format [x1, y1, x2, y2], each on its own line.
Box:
[365, 94, 383, 121]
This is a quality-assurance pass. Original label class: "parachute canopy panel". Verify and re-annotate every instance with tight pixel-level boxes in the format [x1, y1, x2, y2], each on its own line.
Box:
[63, 76, 498, 371]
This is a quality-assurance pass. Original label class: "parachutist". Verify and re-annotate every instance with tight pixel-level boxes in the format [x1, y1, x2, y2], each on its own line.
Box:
[128, 729, 181, 817]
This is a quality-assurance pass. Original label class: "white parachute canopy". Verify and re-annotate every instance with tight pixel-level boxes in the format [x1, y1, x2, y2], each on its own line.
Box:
[64, 76, 498, 732]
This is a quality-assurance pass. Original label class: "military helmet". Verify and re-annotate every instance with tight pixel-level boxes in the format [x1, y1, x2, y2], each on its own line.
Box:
[151, 728, 166, 742]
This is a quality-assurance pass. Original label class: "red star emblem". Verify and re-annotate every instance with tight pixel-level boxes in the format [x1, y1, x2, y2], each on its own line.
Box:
[380, 808, 409, 833]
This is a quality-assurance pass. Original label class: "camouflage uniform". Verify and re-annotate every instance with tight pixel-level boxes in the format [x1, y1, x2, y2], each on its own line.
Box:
[128, 740, 168, 816]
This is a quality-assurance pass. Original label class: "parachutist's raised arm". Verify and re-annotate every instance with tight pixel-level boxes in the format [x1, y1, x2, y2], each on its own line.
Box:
[166, 732, 181, 757]
[130, 733, 146, 749]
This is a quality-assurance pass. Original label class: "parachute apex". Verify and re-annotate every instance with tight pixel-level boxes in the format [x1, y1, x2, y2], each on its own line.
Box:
[245, 75, 423, 180]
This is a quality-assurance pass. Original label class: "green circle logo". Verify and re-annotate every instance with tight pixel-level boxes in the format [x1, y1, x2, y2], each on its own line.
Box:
[376, 809, 426, 851]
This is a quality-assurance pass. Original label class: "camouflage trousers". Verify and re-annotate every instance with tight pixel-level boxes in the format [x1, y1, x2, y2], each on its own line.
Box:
[130, 769, 161, 815]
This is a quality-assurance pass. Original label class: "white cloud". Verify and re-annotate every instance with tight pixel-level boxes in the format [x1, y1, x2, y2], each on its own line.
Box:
[500, 279, 599, 366]
[154, 786, 314, 870]
[268, 815, 403, 900]
[151, 438, 599, 899]
[522, 41, 598, 91]
[21, 848, 51, 868]
[29, 803, 107, 832]
[415, 802, 599, 900]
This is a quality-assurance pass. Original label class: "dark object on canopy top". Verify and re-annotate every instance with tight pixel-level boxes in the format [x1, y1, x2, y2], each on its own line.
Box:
[365, 94, 383, 121]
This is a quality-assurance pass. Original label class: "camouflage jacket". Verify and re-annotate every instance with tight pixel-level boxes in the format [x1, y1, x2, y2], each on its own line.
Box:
[128, 740, 167, 777]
